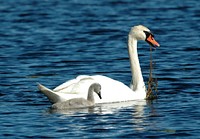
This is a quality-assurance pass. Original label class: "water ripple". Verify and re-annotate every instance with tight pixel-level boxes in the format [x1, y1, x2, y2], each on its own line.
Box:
[0, 0, 200, 138]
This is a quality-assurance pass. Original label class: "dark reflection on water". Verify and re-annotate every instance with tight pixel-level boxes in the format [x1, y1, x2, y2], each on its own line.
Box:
[0, 0, 200, 138]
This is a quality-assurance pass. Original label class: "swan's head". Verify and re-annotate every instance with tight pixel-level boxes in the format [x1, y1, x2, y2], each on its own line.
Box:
[129, 25, 160, 48]
[92, 83, 102, 99]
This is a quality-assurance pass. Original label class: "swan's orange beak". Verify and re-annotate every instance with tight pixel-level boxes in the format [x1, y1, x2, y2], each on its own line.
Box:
[146, 34, 160, 48]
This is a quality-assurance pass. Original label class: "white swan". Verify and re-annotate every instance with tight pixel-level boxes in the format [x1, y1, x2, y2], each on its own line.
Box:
[51, 83, 101, 109]
[38, 25, 160, 104]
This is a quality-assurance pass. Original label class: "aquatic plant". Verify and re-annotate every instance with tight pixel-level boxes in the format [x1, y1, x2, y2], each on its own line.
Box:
[146, 47, 158, 100]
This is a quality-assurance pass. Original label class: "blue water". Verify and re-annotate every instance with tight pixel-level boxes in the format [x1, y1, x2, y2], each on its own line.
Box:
[1, 0, 200, 138]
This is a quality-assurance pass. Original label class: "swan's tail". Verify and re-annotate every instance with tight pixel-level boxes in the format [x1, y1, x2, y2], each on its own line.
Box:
[37, 83, 61, 104]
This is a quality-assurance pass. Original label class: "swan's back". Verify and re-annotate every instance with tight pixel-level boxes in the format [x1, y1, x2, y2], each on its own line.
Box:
[52, 98, 93, 109]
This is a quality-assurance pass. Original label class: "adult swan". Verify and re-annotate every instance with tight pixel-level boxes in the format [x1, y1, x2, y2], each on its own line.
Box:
[38, 25, 160, 104]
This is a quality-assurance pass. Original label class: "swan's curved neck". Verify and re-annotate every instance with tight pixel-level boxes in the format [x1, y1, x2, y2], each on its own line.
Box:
[128, 35, 145, 92]
[87, 87, 95, 103]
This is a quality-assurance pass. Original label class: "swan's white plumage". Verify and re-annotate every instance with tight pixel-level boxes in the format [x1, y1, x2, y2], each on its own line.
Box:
[38, 75, 146, 104]
[38, 25, 159, 104]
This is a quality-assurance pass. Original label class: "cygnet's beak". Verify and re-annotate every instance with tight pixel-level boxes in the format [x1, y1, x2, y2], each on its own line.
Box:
[98, 91, 102, 99]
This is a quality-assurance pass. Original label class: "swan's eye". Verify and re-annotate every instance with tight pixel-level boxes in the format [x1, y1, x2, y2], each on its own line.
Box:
[143, 31, 151, 38]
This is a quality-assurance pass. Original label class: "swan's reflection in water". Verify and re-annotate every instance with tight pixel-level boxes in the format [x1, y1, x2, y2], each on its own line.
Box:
[46, 100, 162, 134]
[48, 100, 147, 116]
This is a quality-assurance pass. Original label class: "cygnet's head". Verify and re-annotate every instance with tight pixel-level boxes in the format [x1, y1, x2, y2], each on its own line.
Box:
[92, 83, 102, 99]
[129, 25, 160, 48]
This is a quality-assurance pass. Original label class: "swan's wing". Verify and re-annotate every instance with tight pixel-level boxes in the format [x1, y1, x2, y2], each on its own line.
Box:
[53, 78, 79, 92]
[53, 75, 95, 95]
[69, 77, 95, 94]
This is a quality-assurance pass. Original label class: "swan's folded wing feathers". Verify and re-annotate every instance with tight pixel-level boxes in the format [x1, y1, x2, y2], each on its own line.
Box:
[53, 75, 90, 91]
[53, 78, 78, 92]
[53, 75, 94, 94]
[69, 77, 95, 94]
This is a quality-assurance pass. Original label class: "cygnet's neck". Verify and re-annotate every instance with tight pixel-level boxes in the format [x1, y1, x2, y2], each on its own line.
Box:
[87, 85, 95, 103]
[128, 34, 145, 92]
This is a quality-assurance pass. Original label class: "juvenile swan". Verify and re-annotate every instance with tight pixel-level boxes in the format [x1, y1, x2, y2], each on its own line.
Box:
[52, 83, 101, 109]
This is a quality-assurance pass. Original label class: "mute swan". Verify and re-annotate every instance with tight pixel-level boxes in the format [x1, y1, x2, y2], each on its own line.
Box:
[51, 83, 101, 109]
[38, 25, 160, 104]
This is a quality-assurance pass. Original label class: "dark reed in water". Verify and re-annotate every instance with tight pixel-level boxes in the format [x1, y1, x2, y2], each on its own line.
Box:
[146, 47, 158, 100]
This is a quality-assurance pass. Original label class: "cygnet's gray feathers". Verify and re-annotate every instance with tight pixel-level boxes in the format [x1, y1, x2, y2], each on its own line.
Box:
[52, 98, 93, 109]
[52, 83, 101, 110]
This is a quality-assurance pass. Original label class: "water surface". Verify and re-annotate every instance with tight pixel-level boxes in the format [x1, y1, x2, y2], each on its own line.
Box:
[0, 0, 200, 138]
